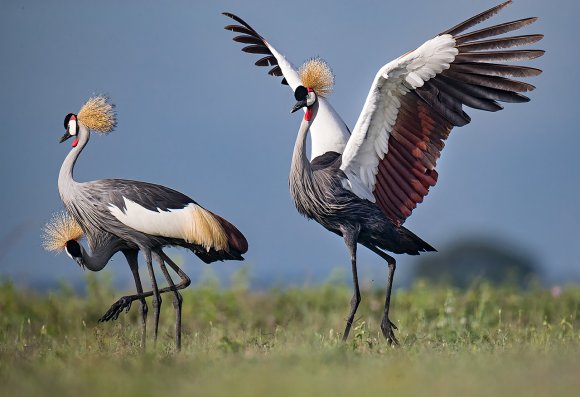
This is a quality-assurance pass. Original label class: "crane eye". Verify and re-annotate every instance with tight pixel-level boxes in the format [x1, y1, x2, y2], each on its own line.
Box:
[294, 86, 308, 101]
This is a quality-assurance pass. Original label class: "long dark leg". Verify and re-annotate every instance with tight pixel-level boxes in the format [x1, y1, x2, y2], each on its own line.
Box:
[153, 251, 182, 351]
[158, 252, 191, 351]
[143, 249, 161, 343]
[99, 252, 190, 323]
[123, 250, 148, 349]
[342, 226, 361, 342]
[364, 244, 399, 345]
[157, 251, 191, 290]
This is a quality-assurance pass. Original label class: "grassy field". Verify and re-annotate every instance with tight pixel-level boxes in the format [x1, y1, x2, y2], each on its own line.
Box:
[0, 273, 578, 397]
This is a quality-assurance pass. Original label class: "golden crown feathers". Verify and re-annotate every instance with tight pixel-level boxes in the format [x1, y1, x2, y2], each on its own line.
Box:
[77, 95, 117, 134]
[299, 58, 334, 98]
[42, 211, 84, 252]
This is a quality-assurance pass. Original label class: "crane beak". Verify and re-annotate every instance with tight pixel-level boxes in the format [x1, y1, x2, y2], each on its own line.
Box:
[65, 250, 85, 269]
[68, 254, 85, 270]
[291, 99, 307, 113]
[75, 257, 86, 270]
[59, 131, 72, 143]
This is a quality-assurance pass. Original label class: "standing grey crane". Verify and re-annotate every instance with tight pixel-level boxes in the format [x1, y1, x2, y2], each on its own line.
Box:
[224, 1, 543, 343]
[56, 96, 248, 349]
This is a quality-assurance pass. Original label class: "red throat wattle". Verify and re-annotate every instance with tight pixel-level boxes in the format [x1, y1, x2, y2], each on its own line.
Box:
[72, 138, 79, 148]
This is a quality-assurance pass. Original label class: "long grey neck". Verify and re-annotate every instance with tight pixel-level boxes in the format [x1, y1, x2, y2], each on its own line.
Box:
[58, 125, 90, 204]
[289, 104, 324, 218]
[290, 113, 315, 183]
[77, 237, 121, 272]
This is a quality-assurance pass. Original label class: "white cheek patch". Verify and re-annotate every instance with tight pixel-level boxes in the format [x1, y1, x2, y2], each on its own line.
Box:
[69, 120, 77, 136]
[108, 197, 228, 251]
[306, 92, 316, 106]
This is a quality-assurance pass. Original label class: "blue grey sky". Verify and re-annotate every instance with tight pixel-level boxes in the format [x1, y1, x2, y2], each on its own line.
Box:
[1, 0, 578, 290]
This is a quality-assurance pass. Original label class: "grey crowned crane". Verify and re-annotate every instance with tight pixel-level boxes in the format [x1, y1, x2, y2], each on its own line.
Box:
[224, 0, 544, 344]
[53, 96, 248, 349]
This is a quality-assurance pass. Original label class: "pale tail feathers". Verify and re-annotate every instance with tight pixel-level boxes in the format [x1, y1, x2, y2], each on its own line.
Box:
[108, 198, 246, 255]
[185, 206, 230, 251]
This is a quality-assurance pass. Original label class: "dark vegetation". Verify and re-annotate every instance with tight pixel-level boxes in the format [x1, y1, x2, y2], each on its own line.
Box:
[412, 238, 539, 287]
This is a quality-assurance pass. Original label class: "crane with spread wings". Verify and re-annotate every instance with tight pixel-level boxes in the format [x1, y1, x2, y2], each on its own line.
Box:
[224, 1, 543, 343]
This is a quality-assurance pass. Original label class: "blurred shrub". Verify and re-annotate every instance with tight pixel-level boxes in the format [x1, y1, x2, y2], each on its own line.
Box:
[411, 237, 540, 288]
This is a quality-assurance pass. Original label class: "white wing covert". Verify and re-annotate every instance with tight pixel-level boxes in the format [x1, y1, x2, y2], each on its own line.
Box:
[340, 35, 458, 202]
[339, 0, 543, 225]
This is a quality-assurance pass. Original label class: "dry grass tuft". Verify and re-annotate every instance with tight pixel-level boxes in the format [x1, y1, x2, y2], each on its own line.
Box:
[77, 95, 117, 134]
[42, 211, 84, 252]
[299, 58, 334, 98]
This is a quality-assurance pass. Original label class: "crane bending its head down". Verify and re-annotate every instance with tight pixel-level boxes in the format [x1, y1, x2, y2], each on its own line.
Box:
[53, 95, 248, 350]
[42, 211, 84, 255]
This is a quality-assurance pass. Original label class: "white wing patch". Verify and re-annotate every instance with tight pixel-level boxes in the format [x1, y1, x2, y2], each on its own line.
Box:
[340, 34, 458, 200]
[108, 198, 228, 251]
[265, 42, 301, 90]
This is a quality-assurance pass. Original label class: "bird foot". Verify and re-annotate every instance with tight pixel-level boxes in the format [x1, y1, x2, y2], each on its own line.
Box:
[98, 296, 134, 322]
[380, 318, 399, 346]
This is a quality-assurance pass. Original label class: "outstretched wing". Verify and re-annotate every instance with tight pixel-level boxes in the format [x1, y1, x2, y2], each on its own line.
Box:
[339, 0, 543, 225]
[223, 12, 299, 88]
[223, 12, 351, 159]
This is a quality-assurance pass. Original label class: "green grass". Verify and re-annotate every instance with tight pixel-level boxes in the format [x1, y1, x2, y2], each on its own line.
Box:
[0, 273, 578, 397]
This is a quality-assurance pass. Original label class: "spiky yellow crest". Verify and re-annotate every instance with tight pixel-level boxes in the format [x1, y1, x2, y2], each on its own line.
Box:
[77, 95, 117, 134]
[42, 211, 84, 252]
[299, 58, 334, 98]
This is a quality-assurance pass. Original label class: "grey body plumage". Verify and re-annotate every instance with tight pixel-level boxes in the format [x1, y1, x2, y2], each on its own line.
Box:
[289, 100, 433, 343]
[59, 128, 244, 262]
[289, 110, 433, 257]
[57, 103, 247, 350]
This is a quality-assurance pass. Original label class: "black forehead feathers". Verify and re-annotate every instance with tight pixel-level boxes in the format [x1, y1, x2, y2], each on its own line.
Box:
[64, 113, 76, 129]
[294, 85, 308, 101]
